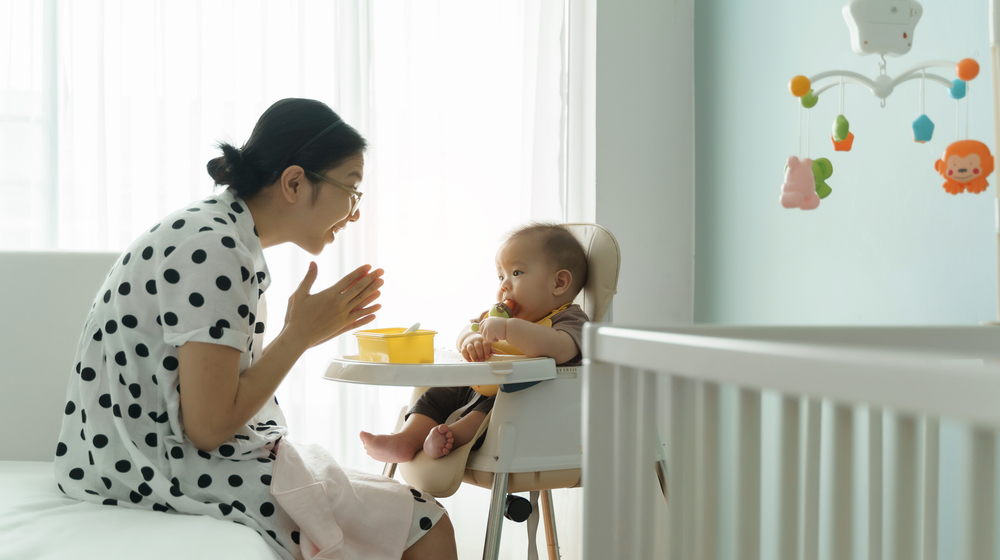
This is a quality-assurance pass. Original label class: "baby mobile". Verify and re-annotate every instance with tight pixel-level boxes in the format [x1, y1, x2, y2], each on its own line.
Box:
[780, 0, 995, 210]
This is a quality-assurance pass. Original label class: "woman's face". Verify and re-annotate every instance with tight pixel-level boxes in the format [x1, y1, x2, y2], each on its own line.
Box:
[297, 154, 364, 255]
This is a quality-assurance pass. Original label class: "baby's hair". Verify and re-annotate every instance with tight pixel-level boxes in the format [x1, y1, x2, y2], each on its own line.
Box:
[506, 222, 589, 298]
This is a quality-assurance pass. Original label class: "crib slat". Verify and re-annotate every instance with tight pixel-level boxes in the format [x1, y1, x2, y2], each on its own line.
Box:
[678, 378, 697, 560]
[803, 398, 822, 560]
[582, 360, 616, 560]
[779, 395, 800, 560]
[970, 428, 995, 560]
[892, 414, 918, 560]
[634, 370, 658, 560]
[870, 407, 884, 560]
[669, 375, 685, 560]
[613, 367, 640, 559]
[921, 417, 939, 560]
[738, 388, 761, 560]
[832, 405, 854, 560]
[695, 383, 719, 560]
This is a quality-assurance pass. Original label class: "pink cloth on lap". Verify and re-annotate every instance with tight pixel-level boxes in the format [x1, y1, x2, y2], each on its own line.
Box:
[270, 440, 413, 560]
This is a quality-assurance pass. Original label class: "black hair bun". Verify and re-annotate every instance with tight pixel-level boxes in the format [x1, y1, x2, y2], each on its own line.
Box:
[221, 143, 244, 173]
[207, 142, 257, 193]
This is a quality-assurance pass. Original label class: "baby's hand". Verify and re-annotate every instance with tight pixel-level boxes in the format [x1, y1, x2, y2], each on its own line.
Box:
[461, 333, 493, 362]
[478, 317, 508, 343]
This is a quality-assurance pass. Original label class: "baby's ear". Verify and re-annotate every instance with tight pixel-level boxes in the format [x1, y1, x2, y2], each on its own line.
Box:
[553, 269, 573, 296]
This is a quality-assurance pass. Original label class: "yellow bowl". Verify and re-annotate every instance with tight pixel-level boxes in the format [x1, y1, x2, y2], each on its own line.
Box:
[354, 328, 437, 363]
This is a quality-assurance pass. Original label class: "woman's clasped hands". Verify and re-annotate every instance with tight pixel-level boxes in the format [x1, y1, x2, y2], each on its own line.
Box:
[283, 262, 384, 349]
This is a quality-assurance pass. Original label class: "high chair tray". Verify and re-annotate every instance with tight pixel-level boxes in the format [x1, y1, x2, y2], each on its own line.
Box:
[324, 349, 558, 387]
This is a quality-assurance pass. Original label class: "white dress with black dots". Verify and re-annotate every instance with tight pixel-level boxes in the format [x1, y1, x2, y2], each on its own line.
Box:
[54, 188, 443, 560]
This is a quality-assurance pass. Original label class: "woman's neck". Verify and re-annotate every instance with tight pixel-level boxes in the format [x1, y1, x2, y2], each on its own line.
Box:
[242, 187, 286, 249]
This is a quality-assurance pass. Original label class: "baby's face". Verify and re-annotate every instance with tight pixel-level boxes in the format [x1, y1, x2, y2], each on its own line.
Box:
[494, 236, 559, 323]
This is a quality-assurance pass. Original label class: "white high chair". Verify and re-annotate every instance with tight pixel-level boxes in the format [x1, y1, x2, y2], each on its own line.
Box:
[389, 223, 624, 560]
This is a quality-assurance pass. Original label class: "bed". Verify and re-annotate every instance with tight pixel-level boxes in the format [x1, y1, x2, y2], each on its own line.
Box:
[1, 251, 280, 560]
[2, 461, 280, 559]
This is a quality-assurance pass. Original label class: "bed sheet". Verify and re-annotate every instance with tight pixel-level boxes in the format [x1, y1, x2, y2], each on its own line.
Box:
[1, 461, 282, 560]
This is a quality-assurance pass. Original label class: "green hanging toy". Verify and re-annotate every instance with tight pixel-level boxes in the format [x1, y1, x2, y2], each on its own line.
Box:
[812, 158, 834, 199]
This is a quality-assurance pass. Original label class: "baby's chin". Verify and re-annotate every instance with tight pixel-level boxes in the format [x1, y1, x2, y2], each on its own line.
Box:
[513, 308, 546, 323]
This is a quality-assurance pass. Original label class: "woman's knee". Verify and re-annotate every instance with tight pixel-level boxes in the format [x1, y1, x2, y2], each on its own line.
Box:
[402, 512, 456, 560]
[433, 512, 455, 540]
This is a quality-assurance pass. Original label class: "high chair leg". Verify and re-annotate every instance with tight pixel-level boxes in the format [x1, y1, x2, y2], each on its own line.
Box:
[382, 462, 397, 479]
[482, 472, 509, 560]
[541, 490, 561, 560]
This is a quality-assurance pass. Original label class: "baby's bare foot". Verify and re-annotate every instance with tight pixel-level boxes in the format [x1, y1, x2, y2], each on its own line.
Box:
[360, 431, 419, 463]
[423, 425, 455, 459]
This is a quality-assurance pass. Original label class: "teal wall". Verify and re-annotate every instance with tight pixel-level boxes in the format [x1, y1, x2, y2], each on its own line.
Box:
[695, 0, 997, 326]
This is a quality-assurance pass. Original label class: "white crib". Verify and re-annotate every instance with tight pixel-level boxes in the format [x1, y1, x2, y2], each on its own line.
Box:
[581, 324, 1000, 560]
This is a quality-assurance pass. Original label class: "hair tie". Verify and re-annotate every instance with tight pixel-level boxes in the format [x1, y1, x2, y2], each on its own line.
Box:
[290, 119, 345, 161]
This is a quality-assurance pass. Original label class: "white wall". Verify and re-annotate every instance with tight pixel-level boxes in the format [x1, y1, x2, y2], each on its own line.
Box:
[561, 1, 696, 556]
[595, 0, 696, 328]
[593, 1, 697, 555]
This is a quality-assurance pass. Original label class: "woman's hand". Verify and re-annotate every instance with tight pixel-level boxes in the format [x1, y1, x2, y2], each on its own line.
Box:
[284, 262, 384, 349]
[461, 333, 493, 362]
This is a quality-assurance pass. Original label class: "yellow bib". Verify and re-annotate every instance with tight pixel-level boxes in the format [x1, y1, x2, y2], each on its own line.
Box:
[471, 303, 572, 396]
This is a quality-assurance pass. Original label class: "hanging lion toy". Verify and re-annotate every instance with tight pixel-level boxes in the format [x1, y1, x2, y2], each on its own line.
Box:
[934, 140, 995, 195]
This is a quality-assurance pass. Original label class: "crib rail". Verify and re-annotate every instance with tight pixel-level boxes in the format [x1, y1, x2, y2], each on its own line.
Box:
[581, 325, 1000, 560]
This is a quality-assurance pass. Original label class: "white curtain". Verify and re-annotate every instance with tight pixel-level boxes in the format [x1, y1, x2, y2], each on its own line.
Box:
[1, 1, 576, 557]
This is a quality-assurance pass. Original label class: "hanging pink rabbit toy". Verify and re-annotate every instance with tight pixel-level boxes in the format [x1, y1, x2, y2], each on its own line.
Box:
[780, 156, 820, 210]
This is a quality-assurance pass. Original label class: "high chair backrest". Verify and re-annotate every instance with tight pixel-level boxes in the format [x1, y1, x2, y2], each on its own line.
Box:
[563, 223, 620, 323]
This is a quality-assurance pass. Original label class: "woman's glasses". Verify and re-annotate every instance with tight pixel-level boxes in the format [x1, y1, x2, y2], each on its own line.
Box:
[305, 170, 364, 217]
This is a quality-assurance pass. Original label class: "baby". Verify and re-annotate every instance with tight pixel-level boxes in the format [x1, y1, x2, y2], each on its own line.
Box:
[360, 223, 590, 463]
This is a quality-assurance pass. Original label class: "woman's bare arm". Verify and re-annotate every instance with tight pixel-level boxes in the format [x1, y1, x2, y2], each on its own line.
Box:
[178, 263, 383, 451]
[178, 334, 307, 451]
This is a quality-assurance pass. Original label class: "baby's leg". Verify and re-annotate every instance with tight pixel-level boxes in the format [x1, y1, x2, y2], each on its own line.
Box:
[423, 425, 455, 459]
[423, 411, 488, 459]
[361, 413, 439, 463]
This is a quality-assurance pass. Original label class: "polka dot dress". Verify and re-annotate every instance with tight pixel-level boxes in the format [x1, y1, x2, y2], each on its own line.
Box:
[405, 488, 446, 550]
[54, 188, 299, 559]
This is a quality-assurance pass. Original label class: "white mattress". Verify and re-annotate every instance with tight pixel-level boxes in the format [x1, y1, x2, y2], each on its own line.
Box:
[2, 461, 282, 560]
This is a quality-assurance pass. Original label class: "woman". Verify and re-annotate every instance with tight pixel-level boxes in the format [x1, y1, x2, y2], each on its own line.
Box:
[53, 98, 457, 560]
